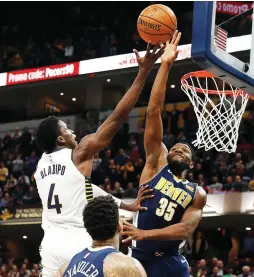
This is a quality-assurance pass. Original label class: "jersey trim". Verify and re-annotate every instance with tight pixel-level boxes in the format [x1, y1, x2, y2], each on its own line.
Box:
[85, 177, 93, 202]
[88, 246, 115, 252]
[140, 164, 168, 187]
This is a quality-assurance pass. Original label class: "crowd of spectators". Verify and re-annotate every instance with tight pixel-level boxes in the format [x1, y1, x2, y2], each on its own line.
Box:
[0, 104, 254, 209]
[0, 2, 194, 73]
[0, 2, 251, 74]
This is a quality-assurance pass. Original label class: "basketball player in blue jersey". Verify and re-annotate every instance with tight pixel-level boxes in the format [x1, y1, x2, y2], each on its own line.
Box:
[122, 31, 207, 277]
[56, 196, 147, 277]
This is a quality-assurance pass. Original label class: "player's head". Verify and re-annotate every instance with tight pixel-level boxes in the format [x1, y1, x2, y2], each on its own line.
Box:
[35, 116, 77, 153]
[83, 195, 122, 242]
[167, 142, 195, 177]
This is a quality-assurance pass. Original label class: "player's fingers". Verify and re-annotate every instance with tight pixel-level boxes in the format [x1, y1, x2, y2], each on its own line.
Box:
[152, 46, 159, 54]
[140, 195, 154, 202]
[122, 236, 133, 243]
[139, 184, 149, 191]
[139, 188, 154, 196]
[171, 30, 178, 44]
[174, 32, 182, 46]
[123, 220, 133, 227]
[133, 49, 140, 59]
[146, 41, 152, 53]
[156, 46, 165, 58]
[138, 206, 148, 211]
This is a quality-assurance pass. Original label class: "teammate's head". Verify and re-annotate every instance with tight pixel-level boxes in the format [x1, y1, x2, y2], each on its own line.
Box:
[35, 116, 77, 153]
[83, 195, 122, 241]
[167, 142, 195, 177]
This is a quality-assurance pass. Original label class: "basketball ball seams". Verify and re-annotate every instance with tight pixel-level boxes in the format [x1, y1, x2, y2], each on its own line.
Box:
[137, 26, 172, 36]
[139, 14, 175, 32]
[137, 4, 177, 45]
[151, 5, 177, 28]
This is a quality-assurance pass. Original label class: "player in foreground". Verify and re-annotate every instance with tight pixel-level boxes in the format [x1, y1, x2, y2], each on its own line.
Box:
[34, 44, 164, 277]
[56, 195, 147, 277]
[122, 31, 207, 277]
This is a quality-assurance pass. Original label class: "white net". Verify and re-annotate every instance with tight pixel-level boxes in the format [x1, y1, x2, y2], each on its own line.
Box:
[181, 71, 249, 153]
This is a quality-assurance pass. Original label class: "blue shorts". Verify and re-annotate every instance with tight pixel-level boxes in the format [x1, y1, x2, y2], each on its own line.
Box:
[130, 248, 189, 277]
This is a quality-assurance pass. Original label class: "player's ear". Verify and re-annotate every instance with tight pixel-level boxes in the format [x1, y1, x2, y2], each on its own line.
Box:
[57, 136, 65, 145]
[189, 161, 194, 169]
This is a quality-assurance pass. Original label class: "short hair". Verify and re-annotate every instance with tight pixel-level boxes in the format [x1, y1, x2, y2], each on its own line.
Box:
[83, 195, 119, 241]
[35, 116, 60, 153]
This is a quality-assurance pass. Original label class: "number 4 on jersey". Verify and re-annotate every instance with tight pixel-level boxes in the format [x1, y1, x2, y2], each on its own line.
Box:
[47, 183, 62, 214]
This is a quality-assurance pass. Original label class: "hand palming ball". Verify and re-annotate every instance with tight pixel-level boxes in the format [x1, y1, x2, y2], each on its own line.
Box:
[137, 4, 177, 45]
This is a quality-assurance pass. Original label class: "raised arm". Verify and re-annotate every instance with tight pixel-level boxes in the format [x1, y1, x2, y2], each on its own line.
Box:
[143, 32, 181, 169]
[122, 187, 207, 243]
[104, 253, 147, 277]
[75, 44, 164, 161]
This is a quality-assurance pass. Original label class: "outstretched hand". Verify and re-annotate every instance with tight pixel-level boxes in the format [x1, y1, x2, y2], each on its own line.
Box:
[127, 185, 154, 212]
[134, 42, 165, 72]
[161, 30, 182, 65]
[122, 220, 146, 243]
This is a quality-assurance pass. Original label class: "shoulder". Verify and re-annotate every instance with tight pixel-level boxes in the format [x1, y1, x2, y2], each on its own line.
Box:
[193, 186, 207, 209]
[104, 252, 147, 277]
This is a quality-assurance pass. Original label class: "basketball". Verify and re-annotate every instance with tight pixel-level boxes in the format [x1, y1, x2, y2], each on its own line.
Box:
[137, 4, 177, 45]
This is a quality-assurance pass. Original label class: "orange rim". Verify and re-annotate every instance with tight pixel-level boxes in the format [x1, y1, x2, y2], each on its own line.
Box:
[181, 70, 254, 100]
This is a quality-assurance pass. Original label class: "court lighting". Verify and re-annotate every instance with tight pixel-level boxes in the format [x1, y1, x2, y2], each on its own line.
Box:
[170, 84, 175, 88]
[72, 98, 76, 101]
[107, 79, 111, 82]
[23, 235, 28, 239]
[246, 227, 251, 231]
[60, 92, 64, 96]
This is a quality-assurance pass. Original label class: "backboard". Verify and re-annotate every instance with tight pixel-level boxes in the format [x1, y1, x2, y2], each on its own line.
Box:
[192, 1, 254, 96]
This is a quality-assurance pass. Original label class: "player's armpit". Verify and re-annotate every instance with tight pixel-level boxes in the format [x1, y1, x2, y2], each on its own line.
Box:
[104, 253, 147, 277]
[144, 186, 207, 240]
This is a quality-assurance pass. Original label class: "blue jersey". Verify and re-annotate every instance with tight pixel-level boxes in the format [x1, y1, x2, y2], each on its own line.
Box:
[63, 246, 118, 277]
[132, 165, 197, 255]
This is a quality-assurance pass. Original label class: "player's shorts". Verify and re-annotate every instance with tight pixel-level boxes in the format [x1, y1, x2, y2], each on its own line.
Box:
[129, 247, 189, 277]
[39, 227, 92, 277]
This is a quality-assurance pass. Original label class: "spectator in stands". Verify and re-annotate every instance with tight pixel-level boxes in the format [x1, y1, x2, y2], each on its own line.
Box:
[12, 154, 24, 178]
[232, 175, 246, 192]
[112, 181, 124, 199]
[6, 174, 17, 189]
[0, 162, 8, 187]
[223, 176, 234, 191]
[123, 182, 137, 198]
[238, 266, 252, 277]
[115, 148, 129, 165]
[209, 176, 223, 193]
[0, 192, 11, 208]
[5, 153, 14, 173]
[216, 260, 224, 276]
[211, 266, 220, 277]
[195, 259, 207, 277]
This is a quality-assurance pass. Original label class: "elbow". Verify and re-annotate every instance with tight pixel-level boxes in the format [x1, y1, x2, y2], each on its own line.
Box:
[146, 107, 162, 117]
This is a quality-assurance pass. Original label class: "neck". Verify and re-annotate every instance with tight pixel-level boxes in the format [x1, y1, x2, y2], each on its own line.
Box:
[92, 235, 119, 250]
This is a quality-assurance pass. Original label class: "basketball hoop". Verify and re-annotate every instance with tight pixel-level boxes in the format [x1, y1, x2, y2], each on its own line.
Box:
[181, 70, 252, 153]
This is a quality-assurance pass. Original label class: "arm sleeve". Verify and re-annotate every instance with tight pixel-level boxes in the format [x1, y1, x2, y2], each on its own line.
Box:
[91, 184, 121, 207]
